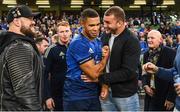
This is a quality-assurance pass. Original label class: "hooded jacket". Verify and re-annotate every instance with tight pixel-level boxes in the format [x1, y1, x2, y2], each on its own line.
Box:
[0, 31, 43, 110]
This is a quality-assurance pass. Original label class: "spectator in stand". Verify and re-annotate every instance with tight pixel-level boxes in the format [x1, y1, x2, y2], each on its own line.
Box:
[144, 25, 151, 35]
[138, 23, 145, 33]
[158, 22, 166, 34]
[174, 20, 180, 35]
[1, 18, 8, 30]
[165, 34, 176, 49]
[165, 24, 172, 35]
[129, 24, 138, 36]
[133, 17, 140, 26]
[139, 32, 149, 54]
[47, 30, 54, 43]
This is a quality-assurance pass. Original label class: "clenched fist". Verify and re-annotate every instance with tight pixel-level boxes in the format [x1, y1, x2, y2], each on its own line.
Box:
[143, 62, 158, 74]
[102, 45, 110, 58]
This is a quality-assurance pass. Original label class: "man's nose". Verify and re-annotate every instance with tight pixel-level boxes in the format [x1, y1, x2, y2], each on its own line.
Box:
[93, 26, 99, 31]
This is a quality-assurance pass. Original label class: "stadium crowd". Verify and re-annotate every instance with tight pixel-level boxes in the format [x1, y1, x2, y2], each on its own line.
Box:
[0, 4, 180, 111]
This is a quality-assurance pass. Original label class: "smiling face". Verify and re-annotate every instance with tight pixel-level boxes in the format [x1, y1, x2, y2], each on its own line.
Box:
[82, 17, 100, 40]
[103, 14, 122, 34]
[103, 6, 125, 35]
[147, 30, 162, 49]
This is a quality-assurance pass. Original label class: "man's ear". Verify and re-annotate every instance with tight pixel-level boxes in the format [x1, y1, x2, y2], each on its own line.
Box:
[36, 44, 40, 50]
[117, 20, 123, 27]
[80, 21, 85, 30]
[160, 36, 163, 44]
[12, 18, 21, 27]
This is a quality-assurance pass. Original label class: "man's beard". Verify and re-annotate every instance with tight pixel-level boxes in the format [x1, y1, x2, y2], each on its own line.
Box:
[105, 27, 116, 34]
[109, 28, 117, 34]
[20, 25, 36, 38]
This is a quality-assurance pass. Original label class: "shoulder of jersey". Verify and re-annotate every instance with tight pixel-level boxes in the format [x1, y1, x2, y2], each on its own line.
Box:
[44, 44, 56, 58]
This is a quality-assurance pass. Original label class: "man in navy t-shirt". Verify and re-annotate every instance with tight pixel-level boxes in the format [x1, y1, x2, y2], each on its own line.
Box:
[63, 8, 109, 111]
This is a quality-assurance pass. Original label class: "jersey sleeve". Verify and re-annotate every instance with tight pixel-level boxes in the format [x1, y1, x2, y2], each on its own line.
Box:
[69, 40, 93, 65]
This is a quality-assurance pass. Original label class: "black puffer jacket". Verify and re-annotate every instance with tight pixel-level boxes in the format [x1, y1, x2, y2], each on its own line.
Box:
[0, 32, 43, 110]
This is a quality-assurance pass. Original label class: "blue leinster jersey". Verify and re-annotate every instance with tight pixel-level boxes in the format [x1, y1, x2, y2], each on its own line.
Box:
[64, 33, 102, 101]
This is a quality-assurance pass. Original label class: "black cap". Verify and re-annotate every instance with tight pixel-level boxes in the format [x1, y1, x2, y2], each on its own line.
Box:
[7, 5, 40, 23]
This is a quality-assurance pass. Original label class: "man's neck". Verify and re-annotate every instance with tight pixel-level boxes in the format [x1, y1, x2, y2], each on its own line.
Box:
[150, 46, 160, 51]
[58, 40, 68, 46]
[8, 27, 24, 36]
[82, 30, 94, 41]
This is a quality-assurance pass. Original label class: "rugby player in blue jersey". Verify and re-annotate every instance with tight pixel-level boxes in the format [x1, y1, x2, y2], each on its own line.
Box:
[63, 8, 109, 111]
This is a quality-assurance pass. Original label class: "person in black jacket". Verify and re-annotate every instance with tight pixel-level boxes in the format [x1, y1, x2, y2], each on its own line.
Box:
[43, 21, 72, 111]
[98, 6, 141, 111]
[0, 5, 43, 110]
[142, 30, 176, 111]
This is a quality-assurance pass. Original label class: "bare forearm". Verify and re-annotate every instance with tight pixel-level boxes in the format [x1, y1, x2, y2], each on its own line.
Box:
[80, 45, 109, 80]
[97, 56, 108, 74]
[80, 56, 108, 80]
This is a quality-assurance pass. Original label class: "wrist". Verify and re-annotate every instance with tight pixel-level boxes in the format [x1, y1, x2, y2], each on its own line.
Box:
[155, 66, 159, 73]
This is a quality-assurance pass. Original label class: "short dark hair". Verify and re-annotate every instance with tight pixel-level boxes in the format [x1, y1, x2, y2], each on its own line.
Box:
[35, 37, 48, 44]
[80, 8, 99, 22]
[104, 6, 125, 22]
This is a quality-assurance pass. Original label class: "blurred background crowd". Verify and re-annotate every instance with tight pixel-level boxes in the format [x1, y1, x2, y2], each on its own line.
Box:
[0, 0, 180, 111]
[1, 11, 180, 48]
